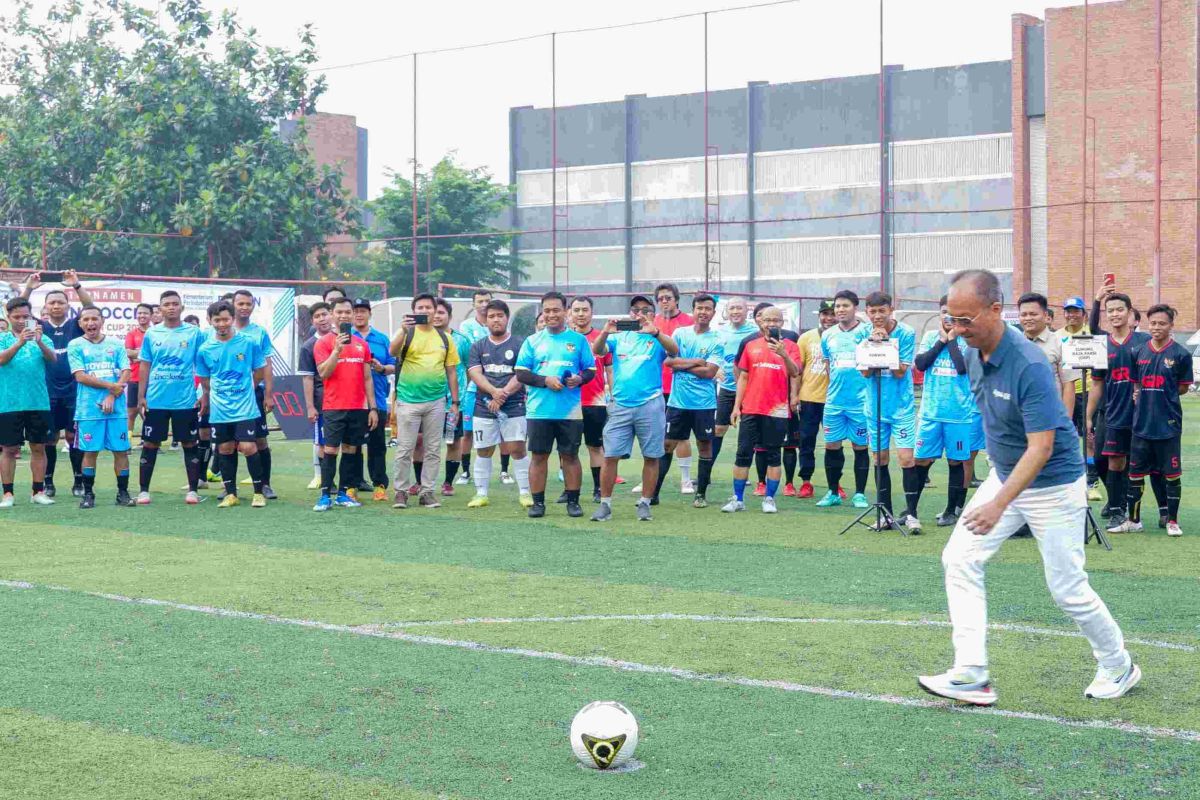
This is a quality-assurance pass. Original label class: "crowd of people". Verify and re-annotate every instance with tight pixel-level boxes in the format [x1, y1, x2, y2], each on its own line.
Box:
[0, 273, 1191, 539]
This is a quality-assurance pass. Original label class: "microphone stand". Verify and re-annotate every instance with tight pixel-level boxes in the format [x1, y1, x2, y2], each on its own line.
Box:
[840, 366, 908, 536]
[1078, 363, 1111, 550]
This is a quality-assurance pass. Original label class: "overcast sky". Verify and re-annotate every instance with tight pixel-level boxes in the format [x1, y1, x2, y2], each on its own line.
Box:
[21, 0, 1081, 198]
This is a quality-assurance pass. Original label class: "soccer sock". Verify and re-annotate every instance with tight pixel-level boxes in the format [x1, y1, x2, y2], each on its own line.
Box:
[532, 491, 545, 505]
[946, 461, 965, 515]
[337, 452, 354, 492]
[824, 448, 845, 493]
[1166, 476, 1182, 523]
[473, 455, 492, 496]
[246, 452, 265, 494]
[901, 466, 919, 517]
[877, 465, 893, 514]
[754, 450, 767, 484]
[591, 466, 601, 493]
[1086, 456, 1098, 485]
[1150, 472, 1168, 518]
[259, 447, 272, 485]
[678, 456, 692, 484]
[199, 441, 213, 477]
[69, 445, 83, 483]
[138, 447, 158, 492]
[697, 456, 713, 496]
[445, 460, 460, 485]
[782, 447, 797, 486]
[733, 478, 747, 502]
[654, 453, 674, 498]
[2, 483, 13, 495]
[461, 452, 471, 476]
[853, 449, 870, 495]
[1127, 475, 1145, 523]
[221, 452, 238, 496]
[45, 446, 57, 484]
[566, 488, 580, 503]
[116, 468, 129, 494]
[1105, 468, 1127, 516]
[711, 435, 724, 464]
[320, 453, 337, 495]
[500, 453, 511, 473]
[349, 450, 364, 488]
[81, 466, 96, 494]
[514, 455, 531, 494]
[32, 480, 44, 495]
[414, 461, 424, 484]
[765, 477, 780, 498]
[183, 446, 201, 492]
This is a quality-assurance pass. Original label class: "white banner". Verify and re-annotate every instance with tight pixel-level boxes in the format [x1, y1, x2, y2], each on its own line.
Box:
[27, 279, 296, 373]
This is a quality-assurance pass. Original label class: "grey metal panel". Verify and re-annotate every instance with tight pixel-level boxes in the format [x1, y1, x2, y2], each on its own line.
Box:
[890, 61, 1013, 141]
[628, 88, 747, 162]
[512, 101, 627, 171]
[756, 74, 882, 151]
[1024, 25, 1046, 117]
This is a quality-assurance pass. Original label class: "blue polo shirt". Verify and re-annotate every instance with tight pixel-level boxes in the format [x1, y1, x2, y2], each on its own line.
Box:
[606, 331, 668, 408]
[353, 327, 396, 411]
[967, 325, 1083, 489]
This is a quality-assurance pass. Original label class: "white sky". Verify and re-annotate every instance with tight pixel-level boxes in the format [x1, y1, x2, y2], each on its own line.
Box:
[19, 0, 1083, 198]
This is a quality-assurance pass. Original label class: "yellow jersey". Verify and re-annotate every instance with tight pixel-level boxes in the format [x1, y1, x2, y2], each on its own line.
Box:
[796, 327, 830, 403]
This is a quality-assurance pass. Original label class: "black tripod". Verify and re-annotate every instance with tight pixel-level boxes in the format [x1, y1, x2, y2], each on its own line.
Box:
[840, 367, 908, 536]
[1077, 364, 1111, 550]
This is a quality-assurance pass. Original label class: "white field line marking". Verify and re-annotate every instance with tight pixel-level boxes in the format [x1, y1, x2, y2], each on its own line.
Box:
[3, 579, 1198, 744]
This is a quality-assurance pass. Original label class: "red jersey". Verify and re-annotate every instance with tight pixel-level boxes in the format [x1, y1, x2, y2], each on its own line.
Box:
[313, 333, 373, 410]
[580, 328, 611, 407]
[735, 335, 800, 418]
[655, 311, 693, 394]
[125, 327, 147, 382]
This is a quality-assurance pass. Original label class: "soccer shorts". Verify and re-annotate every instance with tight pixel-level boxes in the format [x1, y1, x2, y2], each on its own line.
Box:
[0, 410, 53, 448]
[75, 418, 131, 453]
[735, 414, 788, 467]
[527, 419, 583, 456]
[142, 408, 200, 444]
[323, 409, 368, 448]
[473, 415, 528, 449]
[1129, 435, 1182, 479]
[1101, 426, 1133, 458]
[823, 407, 867, 447]
[47, 396, 76, 439]
[582, 405, 608, 448]
[865, 408, 917, 452]
[603, 396, 666, 459]
[665, 406, 716, 442]
[214, 418, 260, 445]
[126, 382, 140, 410]
[915, 417, 984, 461]
[716, 388, 737, 427]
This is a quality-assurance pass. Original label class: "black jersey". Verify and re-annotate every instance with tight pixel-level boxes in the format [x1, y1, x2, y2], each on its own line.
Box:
[1131, 339, 1193, 440]
[39, 315, 86, 399]
[467, 334, 526, 419]
[297, 334, 325, 412]
[1096, 331, 1151, 430]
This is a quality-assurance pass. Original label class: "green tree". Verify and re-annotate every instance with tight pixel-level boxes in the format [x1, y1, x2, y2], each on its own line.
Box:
[360, 156, 522, 296]
[0, 0, 358, 278]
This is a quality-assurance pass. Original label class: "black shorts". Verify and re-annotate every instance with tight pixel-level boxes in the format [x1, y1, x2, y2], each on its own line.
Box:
[1101, 426, 1132, 458]
[214, 418, 260, 445]
[323, 409, 368, 448]
[0, 410, 52, 448]
[582, 405, 607, 448]
[737, 414, 789, 451]
[48, 396, 75, 439]
[716, 388, 737, 427]
[527, 418, 583, 456]
[1130, 435, 1182, 478]
[254, 385, 270, 439]
[142, 408, 200, 444]
[666, 406, 716, 442]
[127, 382, 140, 410]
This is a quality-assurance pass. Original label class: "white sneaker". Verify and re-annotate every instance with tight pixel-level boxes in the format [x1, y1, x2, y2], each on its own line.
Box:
[1107, 518, 1144, 534]
[762, 496, 777, 513]
[185, 491, 202, 505]
[455, 472, 471, 485]
[917, 667, 997, 706]
[680, 479, 695, 495]
[30, 492, 55, 506]
[902, 514, 923, 533]
[136, 491, 152, 506]
[0, 494, 13, 509]
[721, 498, 745, 513]
[630, 482, 643, 494]
[499, 471, 515, 485]
[1085, 658, 1142, 699]
[1167, 522, 1183, 537]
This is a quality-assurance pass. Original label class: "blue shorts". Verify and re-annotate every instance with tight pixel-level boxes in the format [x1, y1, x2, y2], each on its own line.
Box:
[915, 417, 985, 461]
[823, 407, 868, 447]
[603, 396, 666, 459]
[75, 418, 131, 453]
[865, 408, 917, 451]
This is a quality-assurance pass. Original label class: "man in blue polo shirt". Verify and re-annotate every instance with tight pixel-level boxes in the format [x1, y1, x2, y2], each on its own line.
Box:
[918, 269, 1138, 707]
[352, 298, 396, 500]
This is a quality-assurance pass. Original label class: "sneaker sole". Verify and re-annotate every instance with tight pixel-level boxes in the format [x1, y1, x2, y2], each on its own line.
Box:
[1086, 664, 1142, 699]
[916, 677, 998, 706]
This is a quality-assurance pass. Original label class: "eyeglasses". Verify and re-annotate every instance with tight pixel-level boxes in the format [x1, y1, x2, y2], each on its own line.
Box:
[943, 310, 986, 328]
[632, 306, 654, 315]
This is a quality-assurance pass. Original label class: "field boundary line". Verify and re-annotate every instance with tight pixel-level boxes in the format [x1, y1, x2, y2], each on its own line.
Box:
[3, 579, 1197, 744]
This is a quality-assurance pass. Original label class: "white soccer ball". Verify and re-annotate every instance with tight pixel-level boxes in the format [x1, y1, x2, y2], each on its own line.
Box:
[569, 701, 639, 770]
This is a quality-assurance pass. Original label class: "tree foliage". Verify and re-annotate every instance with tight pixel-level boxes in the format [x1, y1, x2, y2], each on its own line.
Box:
[0, 0, 358, 278]
[353, 156, 522, 296]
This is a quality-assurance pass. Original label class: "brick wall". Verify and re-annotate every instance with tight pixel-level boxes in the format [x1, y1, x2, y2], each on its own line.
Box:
[1043, 0, 1198, 326]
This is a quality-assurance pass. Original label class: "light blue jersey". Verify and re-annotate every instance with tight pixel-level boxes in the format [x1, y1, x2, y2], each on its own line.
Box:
[668, 327, 723, 410]
[68, 336, 128, 421]
[820, 322, 870, 412]
[718, 322, 758, 392]
[515, 328, 596, 420]
[917, 330, 979, 423]
[196, 332, 266, 424]
[863, 322, 916, 422]
[459, 317, 489, 344]
[606, 331, 667, 408]
[457, 318, 488, 407]
[139, 323, 205, 410]
[235, 321, 273, 387]
[450, 329, 472, 403]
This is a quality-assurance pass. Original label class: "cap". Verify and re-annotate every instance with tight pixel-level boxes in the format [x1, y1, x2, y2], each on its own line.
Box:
[818, 299, 836, 313]
[629, 295, 654, 309]
[1063, 296, 1085, 311]
[351, 297, 372, 310]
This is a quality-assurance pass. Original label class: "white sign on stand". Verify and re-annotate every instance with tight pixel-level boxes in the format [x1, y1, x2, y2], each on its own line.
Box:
[1063, 335, 1108, 371]
[855, 339, 900, 371]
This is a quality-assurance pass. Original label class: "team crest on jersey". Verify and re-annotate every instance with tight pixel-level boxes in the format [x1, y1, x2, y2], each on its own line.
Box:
[82, 433, 93, 442]
[236, 353, 245, 361]
[505, 350, 514, 360]
[566, 343, 576, 353]
[1165, 358, 1176, 367]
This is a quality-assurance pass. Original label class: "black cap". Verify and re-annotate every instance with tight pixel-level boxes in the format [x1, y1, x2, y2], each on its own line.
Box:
[819, 299, 836, 313]
[351, 297, 371, 310]
[629, 295, 654, 308]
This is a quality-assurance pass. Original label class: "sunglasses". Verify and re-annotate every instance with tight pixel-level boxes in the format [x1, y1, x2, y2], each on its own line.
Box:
[942, 310, 986, 328]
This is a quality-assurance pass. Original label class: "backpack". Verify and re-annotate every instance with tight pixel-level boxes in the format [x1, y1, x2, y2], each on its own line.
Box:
[394, 326, 452, 377]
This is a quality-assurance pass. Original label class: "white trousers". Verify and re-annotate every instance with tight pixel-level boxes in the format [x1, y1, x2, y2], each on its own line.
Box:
[942, 472, 1128, 671]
